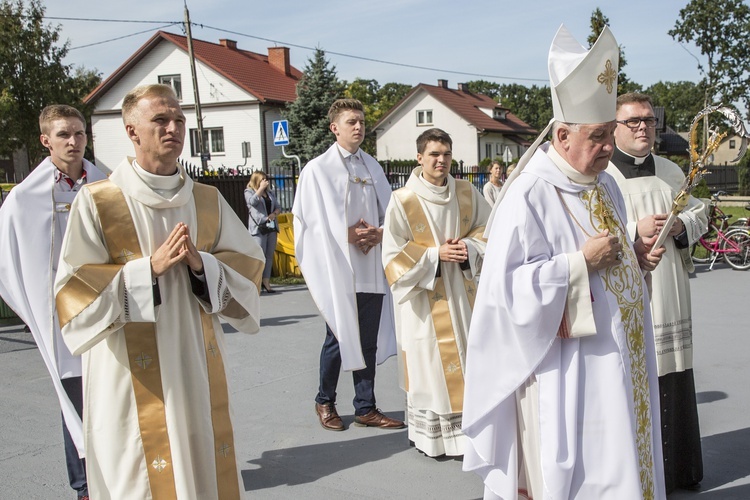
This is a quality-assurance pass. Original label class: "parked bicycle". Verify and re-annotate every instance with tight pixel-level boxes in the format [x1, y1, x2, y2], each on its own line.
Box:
[690, 192, 750, 270]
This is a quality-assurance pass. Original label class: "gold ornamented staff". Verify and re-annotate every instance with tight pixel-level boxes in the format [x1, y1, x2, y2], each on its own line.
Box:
[650, 105, 749, 254]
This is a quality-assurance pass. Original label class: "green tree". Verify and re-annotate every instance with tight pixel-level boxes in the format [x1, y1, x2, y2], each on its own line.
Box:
[343, 79, 411, 156]
[466, 80, 502, 101]
[283, 48, 344, 163]
[587, 8, 642, 95]
[0, 0, 99, 170]
[497, 83, 552, 131]
[738, 149, 750, 196]
[669, 0, 750, 121]
[644, 81, 705, 131]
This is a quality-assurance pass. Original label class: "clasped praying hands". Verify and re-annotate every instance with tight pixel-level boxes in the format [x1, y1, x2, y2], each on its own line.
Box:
[348, 218, 383, 255]
[150, 222, 204, 277]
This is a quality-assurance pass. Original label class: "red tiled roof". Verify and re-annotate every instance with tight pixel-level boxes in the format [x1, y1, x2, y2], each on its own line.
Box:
[375, 83, 537, 136]
[85, 31, 301, 105]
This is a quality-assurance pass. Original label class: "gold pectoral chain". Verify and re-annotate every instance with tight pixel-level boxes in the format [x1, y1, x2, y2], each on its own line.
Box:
[556, 185, 620, 238]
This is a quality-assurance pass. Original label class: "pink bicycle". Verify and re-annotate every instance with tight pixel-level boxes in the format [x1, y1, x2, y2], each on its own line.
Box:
[690, 193, 750, 270]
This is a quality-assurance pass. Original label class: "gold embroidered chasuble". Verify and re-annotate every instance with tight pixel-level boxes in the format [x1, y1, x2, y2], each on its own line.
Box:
[382, 170, 489, 416]
[579, 183, 656, 500]
[54, 158, 264, 500]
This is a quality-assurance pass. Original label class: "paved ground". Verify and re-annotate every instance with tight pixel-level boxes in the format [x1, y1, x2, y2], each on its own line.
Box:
[1, 260, 749, 499]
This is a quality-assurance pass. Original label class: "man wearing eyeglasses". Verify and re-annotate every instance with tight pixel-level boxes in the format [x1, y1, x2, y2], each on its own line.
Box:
[607, 92, 707, 493]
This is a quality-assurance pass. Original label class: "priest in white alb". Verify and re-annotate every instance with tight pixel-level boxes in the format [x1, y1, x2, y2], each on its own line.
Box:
[382, 128, 489, 457]
[607, 92, 706, 493]
[462, 26, 668, 499]
[54, 84, 264, 500]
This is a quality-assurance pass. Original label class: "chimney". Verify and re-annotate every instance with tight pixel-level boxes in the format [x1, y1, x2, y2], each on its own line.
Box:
[268, 47, 291, 76]
[219, 39, 237, 50]
[457, 82, 469, 92]
[437, 79, 448, 89]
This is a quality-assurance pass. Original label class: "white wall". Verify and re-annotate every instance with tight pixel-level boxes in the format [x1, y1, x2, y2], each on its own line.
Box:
[376, 92, 479, 164]
[90, 39, 291, 173]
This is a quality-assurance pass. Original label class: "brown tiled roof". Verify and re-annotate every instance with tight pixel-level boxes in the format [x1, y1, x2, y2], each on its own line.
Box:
[375, 83, 537, 135]
[85, 31, 301, 105]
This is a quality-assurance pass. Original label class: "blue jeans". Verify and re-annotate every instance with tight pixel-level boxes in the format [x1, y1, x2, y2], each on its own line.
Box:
[315, 293, 383, 416]
[61, 376, 87, 498]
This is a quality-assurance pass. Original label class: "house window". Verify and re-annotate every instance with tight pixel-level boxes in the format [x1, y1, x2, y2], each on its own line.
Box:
[485, 143, 492, 159]
[729, 139, 736, 149]
[190, 128, 225, 157]
[416, 110, 433, 126]
[158, 74, 182, 100]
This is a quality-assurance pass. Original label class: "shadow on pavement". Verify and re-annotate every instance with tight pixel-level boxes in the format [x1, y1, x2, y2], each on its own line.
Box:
[260, 314, 319, 328]
[242, 427, 408, 492]
[671, 483, 750, 499]
[697, 427, 750, 493]
[696, 391, 728, 405]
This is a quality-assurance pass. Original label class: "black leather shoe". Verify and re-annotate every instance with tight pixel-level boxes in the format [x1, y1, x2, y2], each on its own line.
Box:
[262, 284, 277, 294]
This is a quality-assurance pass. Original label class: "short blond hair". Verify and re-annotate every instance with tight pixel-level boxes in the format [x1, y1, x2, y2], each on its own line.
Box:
[247, 170, 268, 191]
[39, 105, 85, 135]
[122, 84, 178, 125]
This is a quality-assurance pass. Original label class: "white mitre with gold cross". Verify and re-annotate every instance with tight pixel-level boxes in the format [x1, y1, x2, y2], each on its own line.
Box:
[549, 24, 619, 124]
[486, 24, 620, 223]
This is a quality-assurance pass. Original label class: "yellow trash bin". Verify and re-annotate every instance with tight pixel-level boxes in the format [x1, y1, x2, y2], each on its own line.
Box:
[272, 213, 302, 278]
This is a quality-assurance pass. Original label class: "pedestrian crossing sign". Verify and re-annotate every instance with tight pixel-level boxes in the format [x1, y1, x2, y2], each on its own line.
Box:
[272, 120, 290, 146]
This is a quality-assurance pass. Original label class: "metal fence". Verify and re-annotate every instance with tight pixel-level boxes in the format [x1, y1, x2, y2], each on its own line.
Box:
[186, 159, 491, 224]
[703, 164, 739, 193]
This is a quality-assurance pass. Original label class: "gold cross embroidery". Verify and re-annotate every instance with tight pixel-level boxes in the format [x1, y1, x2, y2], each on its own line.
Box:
[218, 443, 231, 458]
[597, 59, 617, 94]
[207, 341, 218, 358]
[462, 215, 470, 226]
[135, 352, 152, 369]
[414, 223, 426, 233]
[152, 456, 168, 472]
[115, 248, 135, 264]
[467, 285, 475, 296]
[446, 361, 460, 374]
[432, 291, 443, 302]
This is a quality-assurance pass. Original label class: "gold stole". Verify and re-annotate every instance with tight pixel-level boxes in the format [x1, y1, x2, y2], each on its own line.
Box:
[385, 180, 485, 413]
[583, 185, 655, 499]
[57, 180, 241, 500]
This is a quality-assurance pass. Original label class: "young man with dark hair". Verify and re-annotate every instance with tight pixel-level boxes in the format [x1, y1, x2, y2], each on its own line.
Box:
[382, 127, 489, 456]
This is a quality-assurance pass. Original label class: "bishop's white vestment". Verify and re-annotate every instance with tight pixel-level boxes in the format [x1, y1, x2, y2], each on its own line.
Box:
[54, 158, 265, 500]
[382, 168, 489, 456]
[0, 157, 107, 457]
[462, 144, 666, 500]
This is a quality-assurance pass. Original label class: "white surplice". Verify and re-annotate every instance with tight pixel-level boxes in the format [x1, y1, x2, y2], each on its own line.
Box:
[463, 144, 666, 499]
[0, 157, 108, 457]
[606, 155, 707, 375]
[54, 158, 264, 499]
[383, 169, 489, 456]
[292, 143, 397, 371]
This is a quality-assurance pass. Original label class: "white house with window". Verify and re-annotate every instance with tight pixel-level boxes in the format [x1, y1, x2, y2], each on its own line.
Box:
[374, 80, 536, 166]
[84, 31, 301, 173]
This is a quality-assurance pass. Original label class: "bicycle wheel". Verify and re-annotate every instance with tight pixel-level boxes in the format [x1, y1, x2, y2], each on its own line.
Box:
[721, 228, 750, 270]
[690, 243, 710, 264]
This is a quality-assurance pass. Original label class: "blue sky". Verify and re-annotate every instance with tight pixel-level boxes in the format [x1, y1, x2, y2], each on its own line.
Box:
[45, 1, 742, 93]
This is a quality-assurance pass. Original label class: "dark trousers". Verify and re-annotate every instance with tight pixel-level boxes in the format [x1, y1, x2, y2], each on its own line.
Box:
[315, 293, 383, 416]
[61, 376, 87, 498]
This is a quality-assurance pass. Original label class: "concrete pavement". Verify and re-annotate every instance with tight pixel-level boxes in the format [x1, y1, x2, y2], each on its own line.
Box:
[1, 260, 749, 499]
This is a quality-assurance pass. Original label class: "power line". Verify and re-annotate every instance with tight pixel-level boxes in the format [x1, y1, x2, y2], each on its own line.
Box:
[44, 16, 548, 83]
[44, 16, 176, 24]
[197, 24, 548, 83]
[68, 23, 182, 50]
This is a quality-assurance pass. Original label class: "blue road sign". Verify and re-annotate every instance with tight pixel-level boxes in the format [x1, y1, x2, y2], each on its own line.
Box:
[272, 120, 290, 146]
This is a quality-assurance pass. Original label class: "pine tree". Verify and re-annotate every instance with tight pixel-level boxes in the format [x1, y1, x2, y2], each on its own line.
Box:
[283, 49, 344, 163]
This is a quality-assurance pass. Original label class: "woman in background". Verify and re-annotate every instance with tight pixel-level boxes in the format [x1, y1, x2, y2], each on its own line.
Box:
[483, 161, 503, 206]
[245, 171, 281, 293]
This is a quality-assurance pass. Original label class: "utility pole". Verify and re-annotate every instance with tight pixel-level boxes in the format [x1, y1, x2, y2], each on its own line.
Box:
[184, 2, 208, 169]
